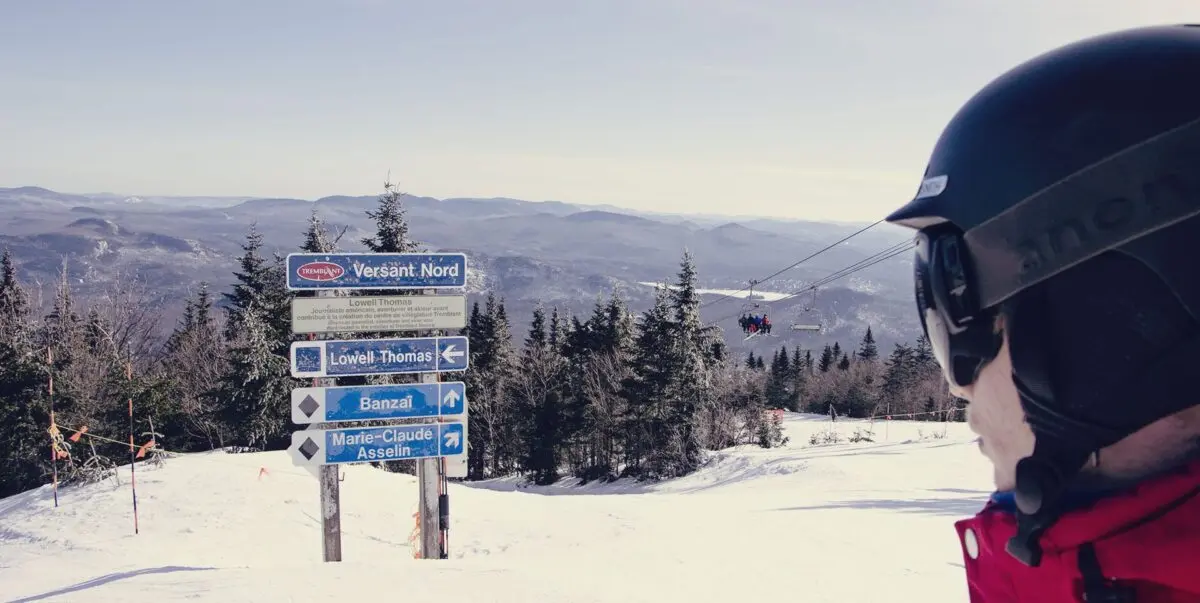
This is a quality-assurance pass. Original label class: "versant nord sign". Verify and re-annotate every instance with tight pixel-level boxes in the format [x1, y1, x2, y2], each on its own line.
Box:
[286, 252, 467, 290]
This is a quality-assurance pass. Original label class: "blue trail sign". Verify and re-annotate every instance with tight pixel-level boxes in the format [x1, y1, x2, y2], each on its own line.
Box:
[289, 336, 469, 378]
[285, 253, 467, 290]
[291, 381, 467, 424]
[289, 422, 466, 467]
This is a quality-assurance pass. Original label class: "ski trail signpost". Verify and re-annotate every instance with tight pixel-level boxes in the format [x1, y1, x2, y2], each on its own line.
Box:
[286, 251, 470, 563]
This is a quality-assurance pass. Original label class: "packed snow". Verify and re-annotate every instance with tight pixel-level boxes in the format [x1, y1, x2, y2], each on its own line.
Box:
[0, 414, 992, 603]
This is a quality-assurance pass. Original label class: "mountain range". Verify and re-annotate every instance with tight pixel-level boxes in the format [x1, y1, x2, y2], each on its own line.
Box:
[0, 185, 920, 354]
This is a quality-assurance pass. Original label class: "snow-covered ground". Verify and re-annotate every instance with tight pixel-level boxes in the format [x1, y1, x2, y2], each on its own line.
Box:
[0, 414, 992, 603]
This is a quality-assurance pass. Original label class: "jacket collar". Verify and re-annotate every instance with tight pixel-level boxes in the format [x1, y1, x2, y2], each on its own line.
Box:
[985, 457, 1200, 550]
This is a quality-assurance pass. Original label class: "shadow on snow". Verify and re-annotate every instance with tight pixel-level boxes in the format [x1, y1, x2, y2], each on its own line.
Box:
[8, 566, 217, 602]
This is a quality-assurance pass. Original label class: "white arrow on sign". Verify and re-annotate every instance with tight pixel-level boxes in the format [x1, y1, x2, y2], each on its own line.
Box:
[443, 430, 461, 449]
[442, 388, 461, 409]
[440, 344, 466, 364]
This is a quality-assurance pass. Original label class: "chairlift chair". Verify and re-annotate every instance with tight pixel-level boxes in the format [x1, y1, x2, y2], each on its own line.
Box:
[738, 280, 776, 338]
[788, 287, 823, 333]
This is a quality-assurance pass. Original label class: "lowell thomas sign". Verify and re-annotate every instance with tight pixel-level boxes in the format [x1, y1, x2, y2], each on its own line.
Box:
[286, 253, 468, 290]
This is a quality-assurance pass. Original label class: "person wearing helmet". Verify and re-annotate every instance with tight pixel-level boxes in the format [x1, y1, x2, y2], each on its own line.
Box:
[886, 25, 1200, 602]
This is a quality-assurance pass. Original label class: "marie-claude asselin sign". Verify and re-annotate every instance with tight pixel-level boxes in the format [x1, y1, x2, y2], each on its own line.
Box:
[291, 295, 466, 334]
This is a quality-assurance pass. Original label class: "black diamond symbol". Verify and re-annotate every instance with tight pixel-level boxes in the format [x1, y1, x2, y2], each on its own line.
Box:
[298, 437, 320, 461]
[298, 395, 320, 417]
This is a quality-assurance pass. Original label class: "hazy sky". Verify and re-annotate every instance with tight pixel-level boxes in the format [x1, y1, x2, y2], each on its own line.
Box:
[1, 1, 1195, 221]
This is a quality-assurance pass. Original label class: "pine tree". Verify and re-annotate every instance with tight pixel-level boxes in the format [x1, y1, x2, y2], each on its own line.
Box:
[657, 251, 710, 477]
[622, 285, 674, 477]
[526, 304, 547, 349]
[857, 326, 878, 362]
[880, 342, 917, 420]
[0, 249, 45, 497]
[516, 304, 566, 485]
[164, 297, 197, 355]
[549, 306, 569, 350]
[357, 183, 428, 387]
[837, 352, 851, 371]
[361, 181, 421, 253]
[217, 225, 294, 451]
[43, 264, 81, 351]
[0, 248, 31, 334]
[670, 250, 702, 336]
[218, 306, 292, 450]
[222, 224, 274, 342]
[603, 290, 637, 361]
[302, 208, 340, 254]
[765, 346, 791, 409]
[463, 293, 518, 478]
[914, 333, 937, 371]
[568, 289, 635, 481]
[484, 296, 518, 474]
[818, 344, 834, 372]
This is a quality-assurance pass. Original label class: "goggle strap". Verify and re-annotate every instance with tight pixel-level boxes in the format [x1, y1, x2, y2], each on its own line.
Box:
[966, 115, 1200, 311]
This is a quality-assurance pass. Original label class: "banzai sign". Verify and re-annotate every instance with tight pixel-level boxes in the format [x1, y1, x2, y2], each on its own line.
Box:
[291, 381, 468, 424]
[286, 253, 467, 290]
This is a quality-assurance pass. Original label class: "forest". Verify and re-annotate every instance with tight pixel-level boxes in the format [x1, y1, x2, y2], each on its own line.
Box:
[0, 185, 961, 498]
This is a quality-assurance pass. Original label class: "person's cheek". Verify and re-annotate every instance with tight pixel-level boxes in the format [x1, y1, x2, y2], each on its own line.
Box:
[963, 345, 1036, 490]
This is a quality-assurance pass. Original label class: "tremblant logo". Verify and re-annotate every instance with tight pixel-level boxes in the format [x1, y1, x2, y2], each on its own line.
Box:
[296, 261, 345, 282]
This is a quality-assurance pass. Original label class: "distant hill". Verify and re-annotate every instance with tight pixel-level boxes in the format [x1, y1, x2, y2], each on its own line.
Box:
[0, 186, 920, 352]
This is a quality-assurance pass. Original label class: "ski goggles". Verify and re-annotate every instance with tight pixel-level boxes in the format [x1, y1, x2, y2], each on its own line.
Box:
[912, 227, 1001, 390]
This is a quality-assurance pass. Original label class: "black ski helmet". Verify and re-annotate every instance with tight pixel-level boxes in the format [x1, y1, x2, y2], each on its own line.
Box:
[886, 24, 1200, 567]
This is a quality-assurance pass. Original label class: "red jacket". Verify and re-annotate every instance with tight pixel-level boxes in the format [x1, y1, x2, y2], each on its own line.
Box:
[955, 458, 1200, 602]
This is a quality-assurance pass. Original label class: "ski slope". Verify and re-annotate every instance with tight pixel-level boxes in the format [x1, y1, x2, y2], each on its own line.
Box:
[0, 414, 993, 603]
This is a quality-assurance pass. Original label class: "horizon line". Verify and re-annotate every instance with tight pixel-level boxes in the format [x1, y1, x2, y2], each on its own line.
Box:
[1, 183, 891, 228]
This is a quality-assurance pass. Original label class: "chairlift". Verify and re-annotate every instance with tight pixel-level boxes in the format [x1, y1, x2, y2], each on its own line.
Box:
[737, 279, 776, 338]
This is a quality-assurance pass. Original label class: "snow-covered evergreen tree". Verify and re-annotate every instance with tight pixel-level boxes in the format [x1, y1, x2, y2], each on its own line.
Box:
[0, 250, 45, 497]
[218, 305, 292, 451]
[362, 181, 421, 253]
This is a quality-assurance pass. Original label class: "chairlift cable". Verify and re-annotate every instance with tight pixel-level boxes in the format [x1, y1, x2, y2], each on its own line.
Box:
[709, 240, 914, 325]
[699, 219, 887, 310]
